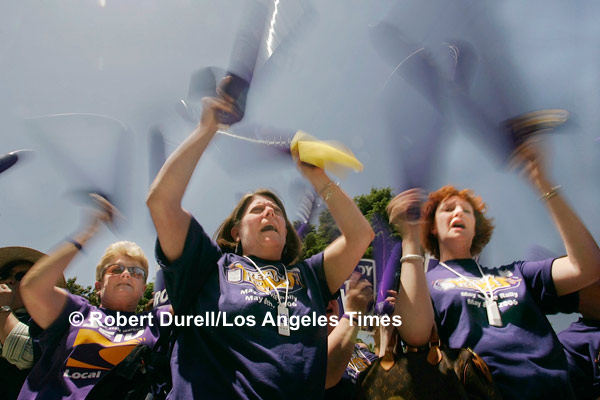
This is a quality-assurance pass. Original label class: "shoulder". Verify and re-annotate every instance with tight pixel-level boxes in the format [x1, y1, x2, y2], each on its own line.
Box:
[299, 252, 324, 269]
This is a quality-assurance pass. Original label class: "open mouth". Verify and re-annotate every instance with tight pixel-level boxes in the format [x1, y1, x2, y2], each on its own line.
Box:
[451, 221, 465, 229]
[261, 224, 277, 233]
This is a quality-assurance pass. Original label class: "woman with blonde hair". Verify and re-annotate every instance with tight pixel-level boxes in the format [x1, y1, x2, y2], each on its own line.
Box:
[18, 196, 168, 399]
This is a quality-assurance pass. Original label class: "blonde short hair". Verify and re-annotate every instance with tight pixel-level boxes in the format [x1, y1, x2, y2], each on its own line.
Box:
[95, 241, 149, 282]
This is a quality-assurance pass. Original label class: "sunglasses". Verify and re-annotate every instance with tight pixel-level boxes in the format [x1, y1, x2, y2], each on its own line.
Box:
[0, 271, 27, 282]
[102, 264, 146, 280]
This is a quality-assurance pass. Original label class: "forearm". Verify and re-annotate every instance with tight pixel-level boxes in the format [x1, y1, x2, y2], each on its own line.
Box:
[146, 124, 218, 261]
[394, 233, 434, 347]
[317, 178, 374, 249]
[537, 181, 600, 292]
[1, 321, 33, 370]
[0, 312, 18, 344]
[147, 124, 217, 209]
[22, 227, 93, 297]
[20, 228, 94, 328]
[311, 175, 374, 292]
[326, 317, 359, 388]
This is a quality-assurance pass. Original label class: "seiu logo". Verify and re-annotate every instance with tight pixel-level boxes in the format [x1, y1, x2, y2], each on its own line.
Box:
[226, 262, 304, 294]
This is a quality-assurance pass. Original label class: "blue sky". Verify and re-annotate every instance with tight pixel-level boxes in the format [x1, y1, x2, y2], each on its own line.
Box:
[1, 0, 598, 331]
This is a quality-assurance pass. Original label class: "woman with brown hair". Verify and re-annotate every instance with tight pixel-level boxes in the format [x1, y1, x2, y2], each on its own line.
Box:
[146, 77, 374, 399]
[421, 141, 600, 399]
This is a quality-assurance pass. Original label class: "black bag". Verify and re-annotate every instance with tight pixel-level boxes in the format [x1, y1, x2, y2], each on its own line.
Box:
[85, 327, 175, 400]
[356, 327, 503, 400]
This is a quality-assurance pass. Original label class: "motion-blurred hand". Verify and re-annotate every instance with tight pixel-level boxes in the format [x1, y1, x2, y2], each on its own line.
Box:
[387, 188, 424, 239]
[345, 272, 374, 315]
[509, 139, 551, 192]
[200, 76, 240, 130]
[293, 151, 328, 187]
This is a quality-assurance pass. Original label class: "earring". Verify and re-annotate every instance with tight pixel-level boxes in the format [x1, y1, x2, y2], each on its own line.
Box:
[235, 239, 240, 255]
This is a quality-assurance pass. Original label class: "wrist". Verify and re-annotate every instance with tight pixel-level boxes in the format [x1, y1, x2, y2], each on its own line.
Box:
[341, 313, 361, 325]
[0, 305, 12, 313]
[66, 238, 83, 251]
[318, 180, 339, 201]
[539, 185, 562, 202]
[532, 176, 553, 194]
[400, 254, 425, 263]
[402, 228, 420, 242]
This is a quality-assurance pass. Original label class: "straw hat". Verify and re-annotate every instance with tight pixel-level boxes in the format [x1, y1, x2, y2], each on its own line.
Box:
[0, 246, 67, 288]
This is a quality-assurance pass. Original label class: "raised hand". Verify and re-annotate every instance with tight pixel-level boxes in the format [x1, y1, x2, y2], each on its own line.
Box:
[386, 188, 424, 238]
[344, 272, 374, 315]
[509, 138, 552, 192]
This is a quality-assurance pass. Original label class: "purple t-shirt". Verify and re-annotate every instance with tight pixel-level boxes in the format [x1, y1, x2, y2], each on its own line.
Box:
[427, 258, 575, 400]
[558, 318, 600, 399]
[19, 293, 166, 399]
[156, 217, 331, 400]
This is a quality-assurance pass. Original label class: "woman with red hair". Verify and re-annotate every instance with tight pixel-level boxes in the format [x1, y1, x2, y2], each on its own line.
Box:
[421, 141, 600, 399]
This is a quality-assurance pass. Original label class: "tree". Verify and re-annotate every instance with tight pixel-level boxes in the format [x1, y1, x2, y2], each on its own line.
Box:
[299, 187, 396, 259]
[65, 277, 99, 306]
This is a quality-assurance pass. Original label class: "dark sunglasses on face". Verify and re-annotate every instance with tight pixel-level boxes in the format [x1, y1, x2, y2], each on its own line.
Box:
[0, 271, 27, 282]
[102, 264, 146, 280]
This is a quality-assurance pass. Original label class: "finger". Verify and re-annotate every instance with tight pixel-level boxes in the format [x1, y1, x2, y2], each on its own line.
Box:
[88, 194, 113, 221]
[217, 75, 233, 90]
[202, 97, 238, 115]
[215, 76, 234, 101]
[348, 271, 362, 283]
[355, 279, 371, 289]
[216, 88, 236, 105]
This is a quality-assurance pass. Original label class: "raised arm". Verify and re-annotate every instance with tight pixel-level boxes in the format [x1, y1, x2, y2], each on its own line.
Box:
[326, 273, 372, 388]
[20, 195, 113, 329]
[296, 161, 375, 293]
[511, 140, 600, 295]
[146, 78, 238, 263]
[387, 189, 434, 347]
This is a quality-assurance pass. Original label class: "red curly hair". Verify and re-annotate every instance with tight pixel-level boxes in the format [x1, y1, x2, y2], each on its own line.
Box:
[421, 185, 495, 260]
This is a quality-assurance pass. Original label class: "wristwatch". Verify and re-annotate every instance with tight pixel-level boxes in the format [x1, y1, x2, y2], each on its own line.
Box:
[0, 305, 12, 313]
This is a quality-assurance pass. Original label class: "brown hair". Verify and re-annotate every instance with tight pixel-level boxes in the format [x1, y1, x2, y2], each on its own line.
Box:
[421, 185, 495, 259]
[215, 189, 301, 265]
[95, 241, 149, 282]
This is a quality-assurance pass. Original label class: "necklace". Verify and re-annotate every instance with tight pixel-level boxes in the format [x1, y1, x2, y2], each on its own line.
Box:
[439, 261, 503, 327]
[243, 256, 291, 336]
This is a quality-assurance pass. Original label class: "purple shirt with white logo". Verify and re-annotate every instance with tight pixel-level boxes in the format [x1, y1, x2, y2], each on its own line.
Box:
[19, 293, 166, 399]
[156, 217, 331, 400]
[558, 318, 600, 399]
[427, 258, 575, 400]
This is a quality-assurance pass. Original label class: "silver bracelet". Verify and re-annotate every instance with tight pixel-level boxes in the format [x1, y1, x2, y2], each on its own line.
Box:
[539, 185, 562, 202]
[400, 254, 425, 263]
[319, 181, 339, 201]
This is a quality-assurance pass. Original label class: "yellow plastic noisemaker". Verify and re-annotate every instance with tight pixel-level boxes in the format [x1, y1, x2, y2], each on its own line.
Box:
[290, 130, 364, 177]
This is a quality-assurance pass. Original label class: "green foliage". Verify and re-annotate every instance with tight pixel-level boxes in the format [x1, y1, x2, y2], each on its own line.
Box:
[66, 277, 100, 306]
[65, 277, 154, 312]
[353, 187, 396, 258]
[298, 187, 396, 259]
[137, 282, 154, 313]
[354, 187, 394, 223]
